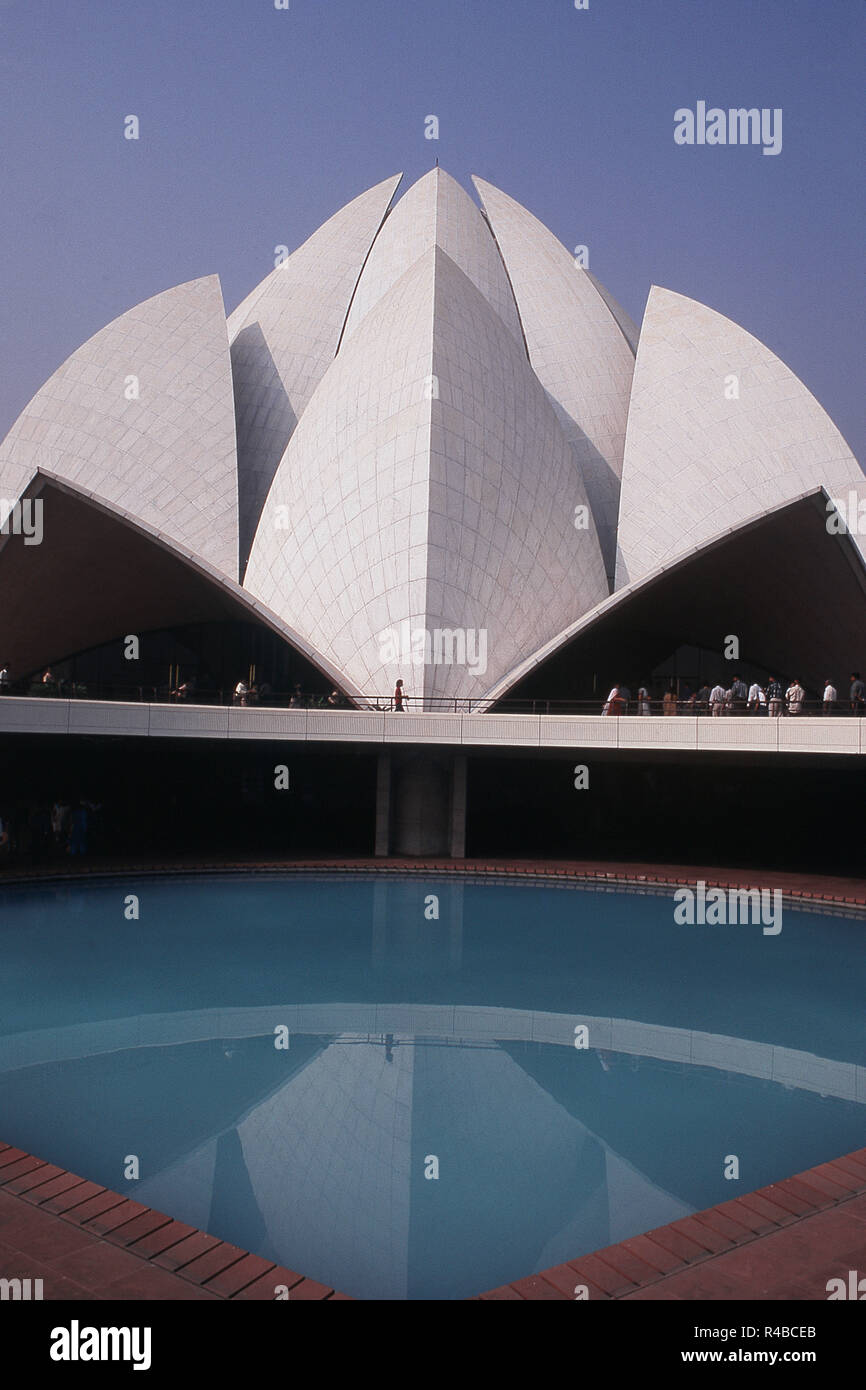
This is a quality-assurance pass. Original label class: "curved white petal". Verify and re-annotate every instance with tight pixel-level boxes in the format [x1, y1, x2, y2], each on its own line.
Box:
[616, 286, 863, 588]
[245, 245, 608, 703]
[0, 275, 238, 577]
[229, 174, 403, 572]
[341, 168, 524, 347]
[473, 176, 637, 584]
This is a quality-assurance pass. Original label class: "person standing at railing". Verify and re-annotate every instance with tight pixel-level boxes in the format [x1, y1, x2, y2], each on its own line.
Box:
[849, 672, 865, 715]
[822, 679, 837, 715]
[171, 677, 195, 701]
[709, 682, 726, 716]
[637, 684, 651, 716]
[662, 686, 677, 716]
[393, 679, 405, 712]
[747, 679, 764, 715]
[786, 678, 805, 715]
[766, 676, 783, 717]
[0, 664, 10, 694]
[730, 674, 748, 715]
[602, 685, 623, 715]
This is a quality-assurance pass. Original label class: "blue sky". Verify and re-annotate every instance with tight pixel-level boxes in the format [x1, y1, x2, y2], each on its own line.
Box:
[0, 0, 863, 458]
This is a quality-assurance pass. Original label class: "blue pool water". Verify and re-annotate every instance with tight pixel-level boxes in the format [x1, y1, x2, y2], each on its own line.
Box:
[0, 873, 864, 1300]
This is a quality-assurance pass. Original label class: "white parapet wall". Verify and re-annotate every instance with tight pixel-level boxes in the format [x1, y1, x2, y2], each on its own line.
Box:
[0, 698, 864, 755]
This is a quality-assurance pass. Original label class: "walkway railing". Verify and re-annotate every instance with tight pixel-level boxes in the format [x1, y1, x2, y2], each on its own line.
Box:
[2, 683, 863, 718]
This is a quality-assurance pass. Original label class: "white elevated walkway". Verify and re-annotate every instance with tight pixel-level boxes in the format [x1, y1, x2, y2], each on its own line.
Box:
[0, 697, 863, 756]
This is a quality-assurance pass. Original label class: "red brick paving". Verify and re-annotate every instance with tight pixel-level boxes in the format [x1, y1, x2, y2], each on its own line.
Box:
[152, 1230, 222, 1271]
[129, 1220, 199, 1259]
[479, 1150, 866, 1301]
[103, 1210, 174, 1247]
[3, 855, 866, 914]
[0, 1148, 350, 1300]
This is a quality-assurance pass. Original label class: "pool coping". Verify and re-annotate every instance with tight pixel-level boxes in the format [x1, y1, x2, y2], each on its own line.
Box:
[0, 1141, 351, 1300]
[476, 1148, 866, 1300]
[2, 856, 864, 1301]
[3, 856, 866, 911]
[2, 1139, 865, 1302]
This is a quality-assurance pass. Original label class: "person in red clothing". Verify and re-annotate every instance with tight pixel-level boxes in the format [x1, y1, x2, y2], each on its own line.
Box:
[393, 679, 405, 712]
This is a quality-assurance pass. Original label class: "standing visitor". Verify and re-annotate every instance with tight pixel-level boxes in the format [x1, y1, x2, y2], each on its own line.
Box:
[662, 686, 677, 716]
[786, 678, 805, 715]
[730, 674, 748, 714]
[602, 686, 625, 715]
[68, 803, 88, 856]
[767, 676, 783, 717]
[849, 672, 865, 714]
[747, 679, 764, 714]
[822, 679, 837, 715]
[51, 799, 71, 852]
[709, 682, 726, 716]
[637, 684, 651, 716]
[393, 679, 405, 712]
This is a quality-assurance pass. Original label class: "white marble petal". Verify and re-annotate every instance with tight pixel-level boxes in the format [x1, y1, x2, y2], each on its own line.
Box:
[616, 286, 864, 588]
[341, 168, 524, 347]
[473, 176, 637, 584]
[229, 174, 403, 573]
[0, 275, 239, 577]
[244, 245, 608, 704]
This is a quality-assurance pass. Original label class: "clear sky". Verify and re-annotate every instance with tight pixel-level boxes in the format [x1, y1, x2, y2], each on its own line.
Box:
[1, 0, 863, 459]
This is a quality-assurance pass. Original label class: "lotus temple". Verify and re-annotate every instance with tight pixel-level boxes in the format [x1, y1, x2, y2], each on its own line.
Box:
[2, 171, 866, 1307]
[0, 166, 865, 865]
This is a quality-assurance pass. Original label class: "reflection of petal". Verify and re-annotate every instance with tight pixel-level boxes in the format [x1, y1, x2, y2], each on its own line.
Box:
[1, 1021, 862, 1300]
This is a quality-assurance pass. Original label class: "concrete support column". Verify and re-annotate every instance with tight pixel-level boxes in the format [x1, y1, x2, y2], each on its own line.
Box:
[391, 752, 450, 856]
[374, 753, 391, 857]
[449, 754, 467, 859]
[386, 752, 468, 858]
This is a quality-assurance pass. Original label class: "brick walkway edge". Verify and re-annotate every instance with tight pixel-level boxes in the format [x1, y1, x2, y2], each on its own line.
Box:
[477, 1149, 866, 1301]
[0, 1142, 351, 1300]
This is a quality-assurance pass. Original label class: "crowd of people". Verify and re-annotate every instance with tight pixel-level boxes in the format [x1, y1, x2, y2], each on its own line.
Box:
[0, 665, 63, 693]
[602, 673, 866, 716]
[0, 797, 101, 862]
[5, 659, 866, 719]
